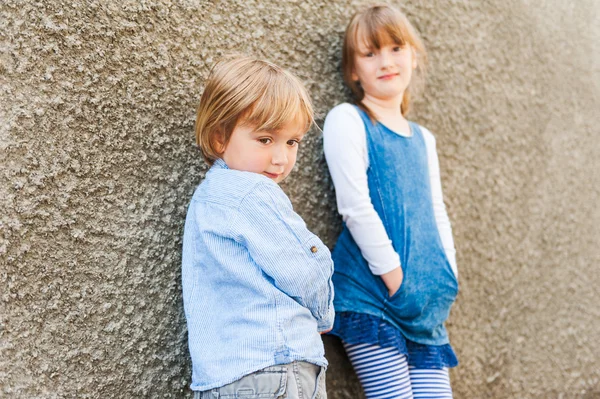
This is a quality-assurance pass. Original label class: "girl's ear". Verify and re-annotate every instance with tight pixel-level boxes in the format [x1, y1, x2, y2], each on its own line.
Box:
[411, 47, 418, 70]
[351, 69, 359, 82]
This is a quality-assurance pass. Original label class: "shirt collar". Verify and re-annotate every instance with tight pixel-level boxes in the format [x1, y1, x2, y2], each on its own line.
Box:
[213, 158, 229, 169]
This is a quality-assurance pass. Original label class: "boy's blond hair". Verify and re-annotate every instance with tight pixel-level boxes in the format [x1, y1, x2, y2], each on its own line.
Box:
[196, 56, 314, 166]
[343, 3, 427, 118]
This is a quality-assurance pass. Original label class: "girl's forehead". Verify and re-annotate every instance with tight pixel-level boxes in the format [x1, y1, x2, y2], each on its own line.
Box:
[355, 26, 403, 50]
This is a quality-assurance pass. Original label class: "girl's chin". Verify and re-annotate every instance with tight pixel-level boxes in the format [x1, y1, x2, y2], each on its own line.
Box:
[367, 91, 406, 102]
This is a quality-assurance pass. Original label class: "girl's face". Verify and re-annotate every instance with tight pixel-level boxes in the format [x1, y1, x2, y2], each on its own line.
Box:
[352, 36, 417, 103]
[218, 120, 305, 184]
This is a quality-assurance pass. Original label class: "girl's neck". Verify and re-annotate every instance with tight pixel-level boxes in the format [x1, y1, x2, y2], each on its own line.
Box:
[362, 94, 404, 120]
[362, 93, 411, 135]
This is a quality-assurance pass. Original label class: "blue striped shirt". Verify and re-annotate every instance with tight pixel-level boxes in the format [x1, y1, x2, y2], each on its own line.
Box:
[182, 159, 335, 391]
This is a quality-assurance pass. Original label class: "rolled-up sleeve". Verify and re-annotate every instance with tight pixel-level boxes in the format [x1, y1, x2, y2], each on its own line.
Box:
[229, 182, 335, 331]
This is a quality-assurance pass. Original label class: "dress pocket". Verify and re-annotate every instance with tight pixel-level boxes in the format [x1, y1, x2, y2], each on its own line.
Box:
[384, 266, 406, 301]
[218, 365, 287, 398]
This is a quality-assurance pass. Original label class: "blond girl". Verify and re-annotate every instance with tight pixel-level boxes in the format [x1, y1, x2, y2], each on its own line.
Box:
[324, 5, 459, 398]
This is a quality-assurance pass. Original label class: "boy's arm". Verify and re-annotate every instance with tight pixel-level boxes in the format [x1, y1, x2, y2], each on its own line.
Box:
[229, 182, 334, 332]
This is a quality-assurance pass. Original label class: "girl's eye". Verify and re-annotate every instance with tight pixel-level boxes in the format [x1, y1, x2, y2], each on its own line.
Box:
[287, 139, 300, 146]
[365, 52, 375, 57]
[393, 46, 402, 52]
[258, 138, 272, 144]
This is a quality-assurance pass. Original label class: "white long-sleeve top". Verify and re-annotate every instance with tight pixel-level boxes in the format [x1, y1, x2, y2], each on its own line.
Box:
[323, 103, 458, 278]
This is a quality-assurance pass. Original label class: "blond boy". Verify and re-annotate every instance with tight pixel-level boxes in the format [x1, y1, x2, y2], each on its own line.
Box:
[182, 56, 333, 399]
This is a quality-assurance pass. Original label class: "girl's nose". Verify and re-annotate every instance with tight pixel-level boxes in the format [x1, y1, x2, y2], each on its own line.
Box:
[380, 50, 393, 68]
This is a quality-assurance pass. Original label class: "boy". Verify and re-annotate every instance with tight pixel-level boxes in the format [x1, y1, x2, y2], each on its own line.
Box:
[182, 56, 333, 399]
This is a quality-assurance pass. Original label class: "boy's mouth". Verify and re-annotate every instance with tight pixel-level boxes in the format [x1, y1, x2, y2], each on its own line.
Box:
[263, 172, 282, 179]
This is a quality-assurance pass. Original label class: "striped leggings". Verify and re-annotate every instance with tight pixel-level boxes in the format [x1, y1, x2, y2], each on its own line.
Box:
[344, 342, 453, 399]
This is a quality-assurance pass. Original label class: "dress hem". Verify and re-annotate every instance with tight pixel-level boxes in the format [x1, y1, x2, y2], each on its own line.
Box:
[328, 311, 458, 369]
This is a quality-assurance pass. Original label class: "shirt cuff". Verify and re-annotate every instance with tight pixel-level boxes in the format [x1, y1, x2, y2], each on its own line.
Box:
[317, 307, 335, 332]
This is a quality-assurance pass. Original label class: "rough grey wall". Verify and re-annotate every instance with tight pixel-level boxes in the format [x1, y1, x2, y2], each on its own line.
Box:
[1, 0, 599, 398]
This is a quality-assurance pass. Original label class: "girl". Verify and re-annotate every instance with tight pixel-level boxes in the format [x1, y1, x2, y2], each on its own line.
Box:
[323, 4, 459, 399]
[183, 56, 333, 399]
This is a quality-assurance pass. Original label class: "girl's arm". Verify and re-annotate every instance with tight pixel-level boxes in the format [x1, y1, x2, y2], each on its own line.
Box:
[229, 182, 335, 332]
[323, 104, 402, 294]
[422, 128, 458, 278]
[379, 267, 404, 297]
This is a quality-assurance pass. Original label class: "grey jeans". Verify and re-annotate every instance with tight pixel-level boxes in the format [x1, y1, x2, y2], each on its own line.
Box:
[194, 361, 327, 399]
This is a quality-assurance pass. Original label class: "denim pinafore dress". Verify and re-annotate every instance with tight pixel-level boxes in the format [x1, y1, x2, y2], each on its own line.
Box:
[329, 106, 459, 368]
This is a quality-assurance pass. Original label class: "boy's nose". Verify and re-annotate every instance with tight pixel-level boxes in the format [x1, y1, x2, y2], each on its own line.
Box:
[271, 147, 288, 165]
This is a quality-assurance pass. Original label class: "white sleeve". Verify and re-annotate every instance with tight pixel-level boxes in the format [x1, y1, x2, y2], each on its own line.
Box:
[322, 103, 401, 275]
[422, 127, 458, 279]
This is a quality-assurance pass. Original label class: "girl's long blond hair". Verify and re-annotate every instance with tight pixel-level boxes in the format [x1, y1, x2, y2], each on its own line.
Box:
[342, 3, 427, 118]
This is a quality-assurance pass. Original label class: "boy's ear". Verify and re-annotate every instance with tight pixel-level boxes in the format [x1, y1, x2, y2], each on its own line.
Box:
[213, 130, 226, 153]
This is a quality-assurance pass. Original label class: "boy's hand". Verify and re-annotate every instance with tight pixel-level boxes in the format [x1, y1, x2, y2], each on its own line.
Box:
[320, 329, 332, 335]
[381, 266, 403, 297]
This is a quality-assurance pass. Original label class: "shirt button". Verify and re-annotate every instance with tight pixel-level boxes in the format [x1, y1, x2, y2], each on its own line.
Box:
[311, 246, 318, 253]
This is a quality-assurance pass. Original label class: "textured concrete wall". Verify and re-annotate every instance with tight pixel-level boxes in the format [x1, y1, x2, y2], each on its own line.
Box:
[1, 0, 599, 397]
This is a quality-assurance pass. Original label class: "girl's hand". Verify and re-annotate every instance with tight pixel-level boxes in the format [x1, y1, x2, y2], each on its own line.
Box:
[320, 329, 332, 335]
[381, 267, 404, 297]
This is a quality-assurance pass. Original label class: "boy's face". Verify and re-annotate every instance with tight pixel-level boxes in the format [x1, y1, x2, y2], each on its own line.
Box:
[218, 121, 306, 184]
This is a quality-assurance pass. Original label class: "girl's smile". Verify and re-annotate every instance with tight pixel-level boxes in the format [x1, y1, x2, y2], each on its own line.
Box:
[378, 72, 399, 80]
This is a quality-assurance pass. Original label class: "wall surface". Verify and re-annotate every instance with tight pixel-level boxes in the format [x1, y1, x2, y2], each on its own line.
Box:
[1, 0, 599, 398]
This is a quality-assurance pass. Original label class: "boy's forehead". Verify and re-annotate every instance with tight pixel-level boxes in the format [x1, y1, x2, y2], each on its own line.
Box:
[241, 118, 308, 136]
[259, 126, 307, 137]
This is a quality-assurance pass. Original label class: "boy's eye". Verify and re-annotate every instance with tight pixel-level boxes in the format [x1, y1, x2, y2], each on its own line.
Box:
[258, 138, 272, 144]
[392, 46, 402, 52]
[287, 139, 300, 146]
